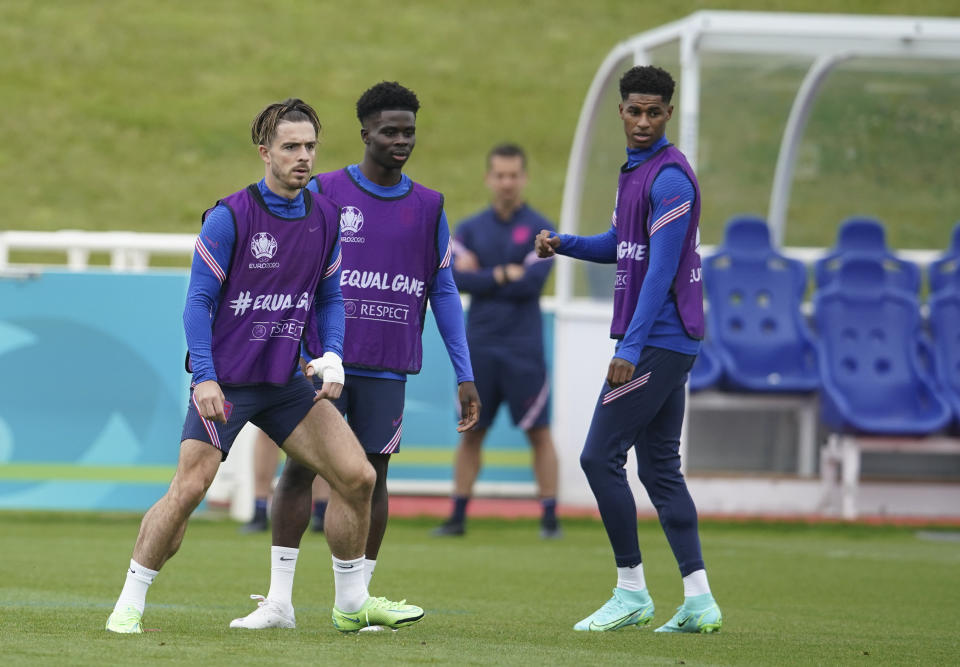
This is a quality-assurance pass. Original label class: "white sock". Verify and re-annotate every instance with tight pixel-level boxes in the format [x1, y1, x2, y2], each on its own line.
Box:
[332, 555, 367, 613]
[683, 569, 711, 597]
[616, 563, 646, 591]
[267, 546, 299, 608]
[115, 559, 157, 614]
[364, 558, 377, 588]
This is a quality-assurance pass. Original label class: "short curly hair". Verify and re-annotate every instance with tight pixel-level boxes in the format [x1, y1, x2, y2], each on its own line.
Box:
[356, 81, 420, 123]
[619, 66, 675, 103]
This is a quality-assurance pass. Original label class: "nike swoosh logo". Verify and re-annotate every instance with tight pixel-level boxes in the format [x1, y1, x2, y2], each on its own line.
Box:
[589, 610, 640, 631]
[663, 195, 682, 206]
[677, 614, 691, 627]
[340, 615, 361, 623]
[309, 226, 322, 232]
[129, 569, 136, 574]
[279, 557, 295, 561]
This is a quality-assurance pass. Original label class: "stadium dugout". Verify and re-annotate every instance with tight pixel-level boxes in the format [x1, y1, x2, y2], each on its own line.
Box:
[552, 11, 960, 518]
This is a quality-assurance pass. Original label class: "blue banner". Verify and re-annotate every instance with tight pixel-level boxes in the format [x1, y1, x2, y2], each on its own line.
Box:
[0, 271, 552, 510]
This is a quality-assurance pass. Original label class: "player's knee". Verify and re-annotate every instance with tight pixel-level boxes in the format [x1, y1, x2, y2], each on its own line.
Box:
[359, 461, 377, 494]
[281, 461, 317, 489]
[579, 449, 605, 479]
[635, 466, 655, 490]
[170, 472, 209, 511]
[339, 460, 375, 503]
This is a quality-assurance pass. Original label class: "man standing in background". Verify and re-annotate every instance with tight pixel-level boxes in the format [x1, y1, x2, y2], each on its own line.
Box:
[433, 144, 560, 539]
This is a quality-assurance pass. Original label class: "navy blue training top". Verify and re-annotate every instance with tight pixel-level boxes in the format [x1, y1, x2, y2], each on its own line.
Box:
[452, 204, 555, 355]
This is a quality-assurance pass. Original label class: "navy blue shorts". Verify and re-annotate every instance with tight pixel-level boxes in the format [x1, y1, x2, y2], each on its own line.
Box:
[181, 374, 318, 460]
[471, 346, 550, 432]
[325, 374, 406, 455]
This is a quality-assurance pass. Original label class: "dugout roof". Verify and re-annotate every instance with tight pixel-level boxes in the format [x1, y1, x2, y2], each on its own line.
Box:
[557, 10, 960, 302]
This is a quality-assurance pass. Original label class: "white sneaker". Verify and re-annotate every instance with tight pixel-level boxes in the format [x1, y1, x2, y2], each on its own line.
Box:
[229, 594, 296, 629]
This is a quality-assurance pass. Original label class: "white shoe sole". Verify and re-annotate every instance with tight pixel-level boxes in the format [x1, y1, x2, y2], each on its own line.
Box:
[229, 610, 295, 629]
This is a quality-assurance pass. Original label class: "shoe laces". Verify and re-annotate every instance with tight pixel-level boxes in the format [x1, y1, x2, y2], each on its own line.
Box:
[367, 596, 407, 610]
[248, 594, 271, 609]
[599, 594, 633, 616]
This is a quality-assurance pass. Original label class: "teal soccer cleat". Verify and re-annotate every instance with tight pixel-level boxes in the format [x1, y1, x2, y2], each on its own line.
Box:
[654, 594, 722, 634]
[573, 588, 654, 632]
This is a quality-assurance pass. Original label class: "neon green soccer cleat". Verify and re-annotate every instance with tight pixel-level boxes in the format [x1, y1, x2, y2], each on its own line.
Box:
[573, 588, 655, 632]
[331, 596, 424, 632]
[654, 594, 722, 634]
[105, 605, 143, 634]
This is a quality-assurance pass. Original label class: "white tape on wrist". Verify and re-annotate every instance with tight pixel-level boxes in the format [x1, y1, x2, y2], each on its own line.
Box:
[308, 352, 344, 386]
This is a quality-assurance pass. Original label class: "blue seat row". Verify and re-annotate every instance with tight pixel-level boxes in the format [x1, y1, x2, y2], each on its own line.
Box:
[690, 217, 960, 435]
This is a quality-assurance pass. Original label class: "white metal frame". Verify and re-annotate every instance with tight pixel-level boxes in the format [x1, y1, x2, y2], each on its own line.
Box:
[820, 434, 960, 519]
[0, 230, 194, 272]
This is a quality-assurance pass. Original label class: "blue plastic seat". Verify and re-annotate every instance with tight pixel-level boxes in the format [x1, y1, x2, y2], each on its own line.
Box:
[814, 258, 951, 435]
[689, 338, 723, 391]
[928, 221, 960, 294]
[702, 216, 819, 392]
[929, 277, 960, 427]
[814, 217, 921, 293]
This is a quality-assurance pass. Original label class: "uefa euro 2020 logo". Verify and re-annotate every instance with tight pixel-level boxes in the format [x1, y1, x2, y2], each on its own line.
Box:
[340, 206, 364, 235]
[250, 232, 278, 260]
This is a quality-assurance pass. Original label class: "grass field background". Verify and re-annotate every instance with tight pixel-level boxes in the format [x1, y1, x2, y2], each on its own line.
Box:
[1, 512, 958, 665]
[2, 0, 959, 266]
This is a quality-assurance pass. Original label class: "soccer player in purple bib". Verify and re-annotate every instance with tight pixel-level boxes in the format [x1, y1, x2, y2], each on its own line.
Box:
[232, 82, 480, 632]
[535, 66, 722, 634]
[106, 98, 421, 634]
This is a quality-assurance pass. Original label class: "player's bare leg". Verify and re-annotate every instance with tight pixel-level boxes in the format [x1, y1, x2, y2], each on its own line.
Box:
[527, 425, 561, 538]
[133, 440, 222, 569]
[280, 400, 374, 560]
[453, 428, 485, 497]
[363, 453, 390, 585]
[311, 475, 330, 532]
[107, 440, 221, 633]
[233, 401, 423, 631]
[243, 429, 279, 533]
[433, 428, 486, 536]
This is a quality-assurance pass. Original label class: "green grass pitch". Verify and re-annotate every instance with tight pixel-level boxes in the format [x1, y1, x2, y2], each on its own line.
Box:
[1, 511, 958, 665]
